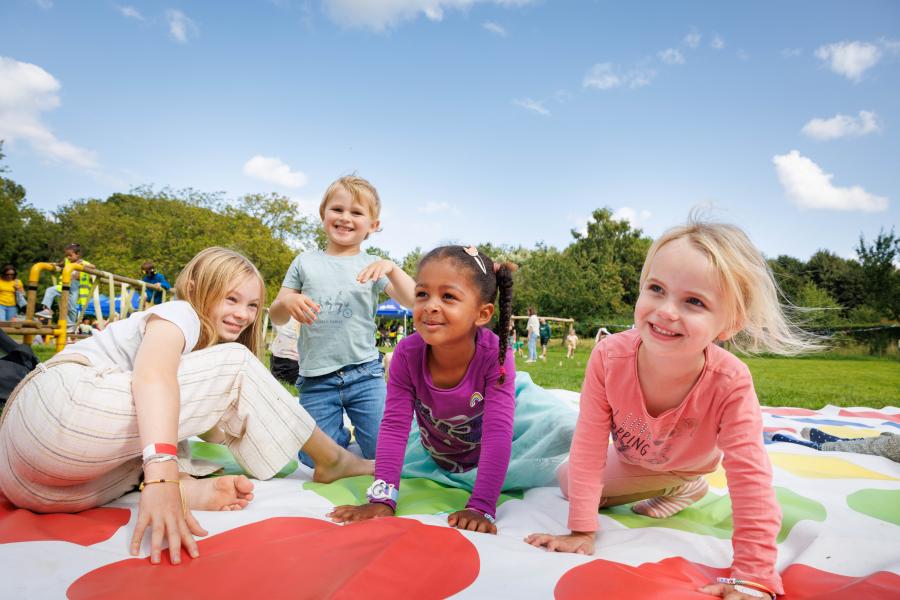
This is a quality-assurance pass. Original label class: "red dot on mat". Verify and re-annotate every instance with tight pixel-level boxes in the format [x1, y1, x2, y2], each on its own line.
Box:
[68, 516, 481, 600]
[0, 492, 129, 546]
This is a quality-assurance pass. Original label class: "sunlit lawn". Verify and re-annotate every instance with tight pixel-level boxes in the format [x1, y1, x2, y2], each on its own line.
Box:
[30, 338, 899, 410]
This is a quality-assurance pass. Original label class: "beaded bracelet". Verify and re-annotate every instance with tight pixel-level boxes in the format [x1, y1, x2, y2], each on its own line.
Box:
[464, 508, 496, 524]
[139, 479, 187, 516]
[716, 578, 776, 599]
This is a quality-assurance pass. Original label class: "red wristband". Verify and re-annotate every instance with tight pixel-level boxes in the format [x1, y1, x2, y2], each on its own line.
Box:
[142, 443, 178, 462]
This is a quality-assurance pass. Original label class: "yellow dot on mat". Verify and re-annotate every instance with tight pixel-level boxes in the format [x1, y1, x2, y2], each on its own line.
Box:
[769, 452, 898, 481]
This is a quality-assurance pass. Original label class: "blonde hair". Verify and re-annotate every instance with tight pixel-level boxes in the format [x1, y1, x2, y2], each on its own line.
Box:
[641, 217, 823, 355]
[174, 247, 265, 356]
[319, 175, 381, 231]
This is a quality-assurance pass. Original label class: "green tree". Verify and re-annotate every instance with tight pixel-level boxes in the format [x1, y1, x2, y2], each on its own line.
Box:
[856, 229, 900, 321]
[230, 193, 321, 251]
[0, 141, 61, 274]
[54, 190, 297, 302]
[806, 250, 865, 313]
[768, 255, 810, 304]
[792, 281, 846, 329]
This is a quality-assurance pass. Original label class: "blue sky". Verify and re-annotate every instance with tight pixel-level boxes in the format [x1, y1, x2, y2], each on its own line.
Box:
[1, 0, 898, 262]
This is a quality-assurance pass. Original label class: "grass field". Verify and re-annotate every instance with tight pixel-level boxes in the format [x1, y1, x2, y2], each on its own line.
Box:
[511, 340, 898, 410]
[27, 337, 899, 410]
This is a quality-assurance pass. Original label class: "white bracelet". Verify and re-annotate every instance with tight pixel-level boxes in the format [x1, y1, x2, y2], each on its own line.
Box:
[143, 454, 178, 467]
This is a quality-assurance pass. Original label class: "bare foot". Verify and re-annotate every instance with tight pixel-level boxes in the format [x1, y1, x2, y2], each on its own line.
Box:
[312, 449, 374, 484]
[179, 475, 255, 511]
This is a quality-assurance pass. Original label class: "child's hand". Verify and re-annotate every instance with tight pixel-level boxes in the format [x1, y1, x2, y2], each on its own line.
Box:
[523, 531, 595, 555]
[130, 481, 207, 565]
[698, 582, 774, 599]
[448, 509, 498, 535]
[328, 502, 394, 523]
[356, 259, 395, 284]
[285, 292, 320, 325]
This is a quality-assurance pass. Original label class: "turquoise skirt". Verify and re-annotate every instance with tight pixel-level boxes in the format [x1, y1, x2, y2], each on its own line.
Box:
[400, 371, 577, 491]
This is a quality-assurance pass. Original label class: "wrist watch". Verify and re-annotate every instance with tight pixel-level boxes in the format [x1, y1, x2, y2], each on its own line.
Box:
[366, 479, 398, 503]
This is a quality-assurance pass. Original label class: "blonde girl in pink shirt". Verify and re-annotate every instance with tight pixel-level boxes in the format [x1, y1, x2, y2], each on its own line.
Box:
[526, 219, 821, 599]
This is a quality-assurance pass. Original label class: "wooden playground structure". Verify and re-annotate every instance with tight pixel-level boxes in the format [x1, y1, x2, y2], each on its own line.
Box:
[0, 261, 168, 351]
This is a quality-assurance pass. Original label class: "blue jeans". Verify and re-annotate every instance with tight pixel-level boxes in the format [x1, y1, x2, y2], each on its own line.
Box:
[41, 282, 81, 324]
[528, 333, 538, 361]
[1, 305, 17, 321]
[296, 358, 386, 467]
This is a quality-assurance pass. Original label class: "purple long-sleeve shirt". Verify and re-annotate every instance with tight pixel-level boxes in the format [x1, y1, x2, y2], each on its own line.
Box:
[373, 328, 516, 518]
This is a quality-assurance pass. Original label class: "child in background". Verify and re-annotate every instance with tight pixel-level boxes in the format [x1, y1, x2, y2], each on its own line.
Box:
[539, 318, 551, 360]
[526, 219, 821, 599]
[329, 246, 576, 533]
[0, 247, 372, 566]
[269, 176, 416, 466]
[140, 261, 171, 305]
[565, 327, 578, 359]
[37, 243, 94, 328]
[269, 318, 300, 385]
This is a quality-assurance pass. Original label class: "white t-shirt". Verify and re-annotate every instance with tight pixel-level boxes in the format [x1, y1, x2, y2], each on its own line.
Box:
[526, 315, 540, 335]
[269, 318, 300, 361]
[59, 301, 201, 371]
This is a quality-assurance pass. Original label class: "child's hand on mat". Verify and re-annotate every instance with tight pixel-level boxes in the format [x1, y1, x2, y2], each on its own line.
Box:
[328, 502, 394, 523]
[130, 481, 207, 565]
[284, 292, 320, 325]
[699, 582, 773, 600]
[523, 531, 595, 555]
[448, 509, 498, 535]
[356, 259, 396, 284]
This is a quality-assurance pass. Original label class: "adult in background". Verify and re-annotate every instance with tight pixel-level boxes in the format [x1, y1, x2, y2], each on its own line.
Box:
[141, 261, 171, 305]
[0, 265, 24, 321]
[526, 306, 539, 363]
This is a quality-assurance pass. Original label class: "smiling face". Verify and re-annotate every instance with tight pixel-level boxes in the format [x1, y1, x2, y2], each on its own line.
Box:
[210, 274, 262, 343]
[634, 238, 732, 361]
[321, 186, 379, 254]
[413, 259, 493, 347]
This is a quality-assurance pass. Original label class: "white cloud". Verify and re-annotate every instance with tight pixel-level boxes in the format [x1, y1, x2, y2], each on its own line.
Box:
[881, 37, 900, 55]
[166, 9, 198, 43]
[658, 48, 685, 65]
[612, 207, 652, 228]
[736, 49, 750, 61]
[115, 5, 144, 20]
[781, 47, 802, 58]
[583, 63, 655, 90]
[323, 0, 535, 31]
[513, 97, 549, 116]
[567, 213, 589, 237]
[815, 41, 881, 81]
[0, 56, 98, 169]
[34, 0, 53, 9]
[417, 201, 453, 214]
[242, 155, 308, 188]
[773, 150, 888, 212]
[683, 30, 701, 49]
[710, 33, 725, 50]
[482, 21, 507, 37]
[801, 110, 881, 140]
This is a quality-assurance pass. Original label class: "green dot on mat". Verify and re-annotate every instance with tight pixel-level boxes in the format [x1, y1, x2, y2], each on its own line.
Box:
[847, 489, 900, 526]
[189, 441, 298, 479]
[304, 475, 522, 516]
[603, 487, 825, 542]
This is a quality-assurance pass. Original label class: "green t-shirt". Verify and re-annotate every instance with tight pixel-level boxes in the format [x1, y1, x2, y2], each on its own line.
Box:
[282, 251, 388, 377]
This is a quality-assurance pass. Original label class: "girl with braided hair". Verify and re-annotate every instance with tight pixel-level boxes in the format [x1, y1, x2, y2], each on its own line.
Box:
[329, 245, 576, 533]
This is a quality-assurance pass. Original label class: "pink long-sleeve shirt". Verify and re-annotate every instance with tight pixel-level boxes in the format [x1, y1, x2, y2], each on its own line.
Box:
[567, 329, 783, 594]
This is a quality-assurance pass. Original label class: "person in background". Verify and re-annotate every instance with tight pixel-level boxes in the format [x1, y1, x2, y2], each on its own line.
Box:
[0, 265, 24, 321]
[525, 307, 539, 363]
[37, 243, 94, 328]
[269, 318, 300, 385]
[539, 318, 551, 360]
[141, 261, 171, 305]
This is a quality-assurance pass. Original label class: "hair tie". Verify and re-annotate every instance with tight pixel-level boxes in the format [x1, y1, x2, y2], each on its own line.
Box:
[498, 366, 506, 377]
